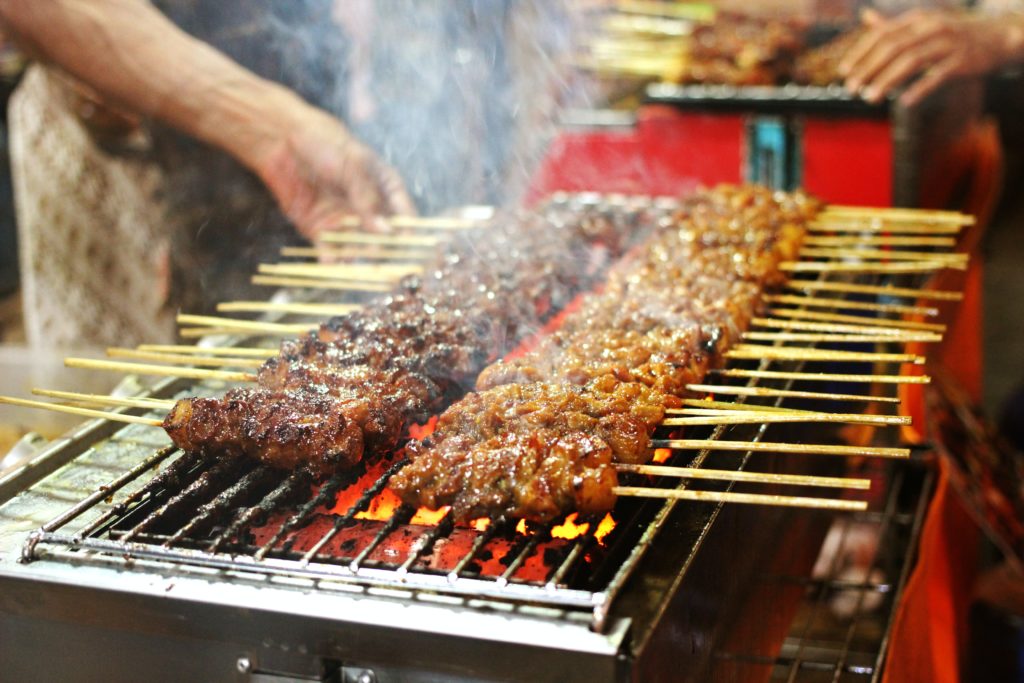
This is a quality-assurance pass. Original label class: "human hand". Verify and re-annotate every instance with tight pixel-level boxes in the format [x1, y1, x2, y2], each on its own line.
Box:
[257, 104, 415, 241]
[840, 9, 1015, 106]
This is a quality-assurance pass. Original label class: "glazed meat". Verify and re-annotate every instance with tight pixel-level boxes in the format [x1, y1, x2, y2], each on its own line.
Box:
[390, 185, 818, 522]
[163, 202, 660, 476]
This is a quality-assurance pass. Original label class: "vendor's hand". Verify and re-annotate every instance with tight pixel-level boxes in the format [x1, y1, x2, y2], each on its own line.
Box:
[840, 9, 1009, 106]
[257, 105, 415, 241]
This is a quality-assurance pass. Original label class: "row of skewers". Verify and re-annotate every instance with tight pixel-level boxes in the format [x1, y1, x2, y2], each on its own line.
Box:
[1, 186, 972, 528]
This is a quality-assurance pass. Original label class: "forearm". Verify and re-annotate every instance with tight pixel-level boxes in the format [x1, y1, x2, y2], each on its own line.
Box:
[0, 0, 311, 174]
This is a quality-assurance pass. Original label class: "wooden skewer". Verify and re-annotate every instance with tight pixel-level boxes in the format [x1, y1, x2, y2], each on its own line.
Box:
[711, 368, 929, 384]
[176, 314, 315, 335]
[725, 344, 923, 364]
[782, 260, 961, 273]
[662, 412, 910, 427]
[106, 347, 265, 369]
[252, 275, 392, 292]
[612, 486, 868, 511]
[31, 389, 175, 410]
[321, 215, 486, 231]
[616, 463, 871, 490]
[763, 294, 938, 317]
[137, 344, 278, 358]
[808, 222, 964, 236]
[216, 301, 362, 316]
[768, 308, 946, 333]
[822, 205, 973, 224]
[802, 235, 957, 247]
[784, 279, 963, 301]
[743, 331, 942, 344]
[798, 247, 967, 263]
[685, 383, 901, 404]
[752, 317, 941, 338]
[257, 263, 417, 282]
[678, 398, 805, 414]
[652, 438, 910, 459]
[179, 327, 290, 339]
[319, 231, 441, 247]
[0, 395, 164, 427]
[280, 246, 432, 261]
[64, 357, 255, 383]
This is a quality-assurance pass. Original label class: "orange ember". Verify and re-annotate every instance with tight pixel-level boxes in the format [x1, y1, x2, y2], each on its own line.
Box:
[652, 447, 672, 464]
[551, 513, 589, 539]
[594, 513, 616, 541]
[470, 518, 490, 531]
[407, 416, 438, 441]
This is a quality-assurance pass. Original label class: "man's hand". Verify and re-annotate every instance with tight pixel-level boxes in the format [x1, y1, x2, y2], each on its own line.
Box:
[840, 9, 1024, 106]
[257, 105, 415, 241]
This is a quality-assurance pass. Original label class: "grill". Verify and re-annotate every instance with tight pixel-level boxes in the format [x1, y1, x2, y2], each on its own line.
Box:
[0, 192, 966, 681]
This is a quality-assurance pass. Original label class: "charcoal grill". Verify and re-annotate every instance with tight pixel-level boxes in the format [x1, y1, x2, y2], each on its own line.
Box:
[0, 194, 961, 681]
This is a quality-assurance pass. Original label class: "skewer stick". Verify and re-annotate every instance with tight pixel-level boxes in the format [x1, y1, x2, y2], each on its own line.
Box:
[763, 294, 938, 317]
[725, 344, 923, 364]
[216, 301, 362, 316]
[808, 222, 963, 235]
[31, 389, 175, 410]
[321, 215, 486, 230]
[768, 308, 946, 333]
[752, 317, 941, 337]
[176, 314, 314, 335]
[0, 395, 164, 427]
[711, 368, 929, 384]
[257, 263, 418, 282]
[781, 260, 960, 273]
[178, 327, 292, 339]
[678, 398, 805, 413]
[612, 486, 868, 511]
[106, 347, 265, 369]
[685, 383, 901, 404]
[784, 279, 963, 301]
[616, 464, 871, 490]
[251, 275, 391, 292]
[661, 412, 910, 427]
[280, 246, 432, 261]
[798, 247, 967, 263]
[802, 235, 957, 247]
[137, 344, 278, 358]
[64, 357, 255, 383]
[319, 231, 441, 247]
[743, 331, 942, 343]
[652, 438, 910, 459]
[822, 205, 973, 224]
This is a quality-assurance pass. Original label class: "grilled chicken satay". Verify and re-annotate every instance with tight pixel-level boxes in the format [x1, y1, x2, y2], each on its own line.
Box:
[391, 185, 816, 522]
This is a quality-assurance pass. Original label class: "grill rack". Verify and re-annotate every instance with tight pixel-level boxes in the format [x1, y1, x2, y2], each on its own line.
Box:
[14, 194, 964, 636]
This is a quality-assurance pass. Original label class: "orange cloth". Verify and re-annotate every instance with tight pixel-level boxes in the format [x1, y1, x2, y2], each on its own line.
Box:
[882, 455, 981, 683]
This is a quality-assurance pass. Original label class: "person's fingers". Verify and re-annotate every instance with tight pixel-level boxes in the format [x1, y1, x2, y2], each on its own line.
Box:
[862, 39, 953, 103]
[377, 163, 417, 217]
[840, 9, 934, 81]
[900, 56, 960, 106]
[845, 21, 946, 94]
[860, 8, 884, 26]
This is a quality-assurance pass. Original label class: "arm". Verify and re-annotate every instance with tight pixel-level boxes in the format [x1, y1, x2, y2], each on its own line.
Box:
[0, 0, 414, 235]
[840, 8, 1024, 106]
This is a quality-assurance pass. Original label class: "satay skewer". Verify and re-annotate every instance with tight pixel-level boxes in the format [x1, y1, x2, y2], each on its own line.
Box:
[651, 438, 910, 459]
[31, 388, 175, 410]
[0, 395, 164, 426]
[216, 301, 362, 316]
[710, 368, 929, 384]
[137, 344, 278, 358]
[752, 317, 941, 337]
[798, 247, 968, 263]
[251, 275, 391, 292]
[661, 412, 910, 427]
[106, 348, 265, 369]
[802, 235, 957, 247]
[763, 294, 938, 317]
[176, 314, 315, 335]
[319, 231, 441, 247]
[725, 344, 924, 364]
[280, 246, 432, 261]
[257, 263, 419, 281]
[684, 383, 901, 404]
[64, 357, 255, 382]
[322, 215, 487, 230]
[807, 223, 964, 236]
[781, 260, 963, 273]
[821, 205, 973, 224]
[616, 463, 871, 489]
[784, 279, 963, 301]
[743, 331, 942, 343]
[612, 486, 868, 511]
[767, 308, 946, 333]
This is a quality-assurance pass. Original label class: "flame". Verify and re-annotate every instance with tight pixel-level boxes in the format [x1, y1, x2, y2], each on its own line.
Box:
[470, 518, 490, 531]
[407, 416, 438, 441]
[594, 513, 616, 541]
[515, 519, 529, 535]
[551, 512, 589, 539]
[652, 448, 672, 463]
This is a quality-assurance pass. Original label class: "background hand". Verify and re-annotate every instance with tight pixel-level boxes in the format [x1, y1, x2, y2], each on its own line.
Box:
[258, 104, 415, 241]
[840, 9, 1009, 106]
